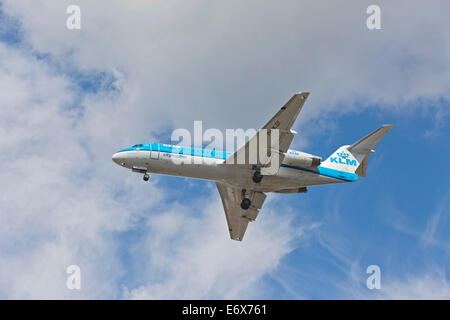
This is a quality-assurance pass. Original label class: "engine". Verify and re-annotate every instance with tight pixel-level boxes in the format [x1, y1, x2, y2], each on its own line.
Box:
[283, 151, 321, 168]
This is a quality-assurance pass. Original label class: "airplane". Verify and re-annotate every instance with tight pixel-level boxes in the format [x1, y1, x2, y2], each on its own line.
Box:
[112, 93, 393, 241]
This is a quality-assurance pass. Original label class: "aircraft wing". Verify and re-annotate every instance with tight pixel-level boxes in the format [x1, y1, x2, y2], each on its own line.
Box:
[225, 92, 309, 175]
[216, 182, 267, 241]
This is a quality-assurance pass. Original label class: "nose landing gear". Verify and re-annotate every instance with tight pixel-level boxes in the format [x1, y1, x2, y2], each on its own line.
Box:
[132, 167, 149, 181]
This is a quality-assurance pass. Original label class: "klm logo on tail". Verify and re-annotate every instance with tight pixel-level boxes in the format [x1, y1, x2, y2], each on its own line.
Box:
[321, 125, 393, 175]
[330, 152, 357, 166]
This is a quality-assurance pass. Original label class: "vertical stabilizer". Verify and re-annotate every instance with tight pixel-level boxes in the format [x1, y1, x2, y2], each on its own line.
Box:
[321, 125, 393, 177]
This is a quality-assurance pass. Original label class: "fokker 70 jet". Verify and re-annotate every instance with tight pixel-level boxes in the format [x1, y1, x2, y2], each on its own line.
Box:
[112, 93, 393, 241]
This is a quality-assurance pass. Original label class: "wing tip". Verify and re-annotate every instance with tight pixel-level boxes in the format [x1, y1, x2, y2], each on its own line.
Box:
[294, 92, 310, 99]
[230, 234, 243, 241]
[380, 124, 394, 134]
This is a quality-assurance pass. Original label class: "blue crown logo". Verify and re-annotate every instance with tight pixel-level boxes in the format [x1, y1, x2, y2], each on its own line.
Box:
[337, 152, 349, 158]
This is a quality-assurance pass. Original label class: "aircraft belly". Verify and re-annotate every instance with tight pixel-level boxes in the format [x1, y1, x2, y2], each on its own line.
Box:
[218, 166, 341, 193]
[276, 166, 339, 186]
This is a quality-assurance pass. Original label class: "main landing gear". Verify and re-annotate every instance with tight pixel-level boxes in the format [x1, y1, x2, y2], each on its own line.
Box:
[143, 173, 150, 181]
[252, 170, 263, 183]
[240, 189, 251, 210]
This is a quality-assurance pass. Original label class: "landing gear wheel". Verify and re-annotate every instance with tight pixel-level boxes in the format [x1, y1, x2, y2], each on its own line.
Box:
[143, 173, 150, 181]
[240, 198, 251, 210]
[252, 171, 263, 183]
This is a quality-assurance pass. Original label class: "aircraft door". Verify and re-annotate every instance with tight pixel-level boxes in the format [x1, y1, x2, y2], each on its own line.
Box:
[150, 143, 159, 160]
[150, 151, 159, 160]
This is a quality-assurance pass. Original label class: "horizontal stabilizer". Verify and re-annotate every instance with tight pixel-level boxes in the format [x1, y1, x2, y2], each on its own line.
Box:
[348, 125, 393, 154]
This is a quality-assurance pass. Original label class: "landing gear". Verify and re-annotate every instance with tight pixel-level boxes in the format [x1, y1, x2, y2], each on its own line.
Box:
[240, 189, 251, 210]
[240, 198, 251, 210]
[252, 171, 263, 183]
[132, 167, 149, 181]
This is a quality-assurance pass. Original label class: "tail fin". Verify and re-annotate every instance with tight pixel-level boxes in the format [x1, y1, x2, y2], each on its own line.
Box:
[321, 125, 393, 177]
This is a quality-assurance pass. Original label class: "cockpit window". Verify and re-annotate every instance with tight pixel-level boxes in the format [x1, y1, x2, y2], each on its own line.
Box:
[132, 144, 143, 148]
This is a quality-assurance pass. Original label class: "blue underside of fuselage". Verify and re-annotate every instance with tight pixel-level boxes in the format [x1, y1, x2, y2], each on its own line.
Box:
[116, 143, 358, 182]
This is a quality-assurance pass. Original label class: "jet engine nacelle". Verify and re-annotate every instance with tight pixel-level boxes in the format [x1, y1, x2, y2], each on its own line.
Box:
[283, 151, 321, 168]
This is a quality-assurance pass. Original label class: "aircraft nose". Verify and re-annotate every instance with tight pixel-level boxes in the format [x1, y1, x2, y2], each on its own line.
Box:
[112, 152, 123, 165]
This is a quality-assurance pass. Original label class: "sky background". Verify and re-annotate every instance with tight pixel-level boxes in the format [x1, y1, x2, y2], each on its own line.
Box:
[0, 0, 449, 299]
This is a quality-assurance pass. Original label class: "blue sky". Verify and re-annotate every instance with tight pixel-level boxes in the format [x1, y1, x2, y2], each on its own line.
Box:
[271, 110, 450, 298]
[0, 1, 449, 299]
[145, 106, 450, 299]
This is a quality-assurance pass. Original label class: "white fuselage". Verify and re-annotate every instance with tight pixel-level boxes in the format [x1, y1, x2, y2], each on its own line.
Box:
[112, 146, 353, 193]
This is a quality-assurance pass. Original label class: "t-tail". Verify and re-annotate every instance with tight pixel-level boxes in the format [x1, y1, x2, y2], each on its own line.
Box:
[321, 125, 393, 177]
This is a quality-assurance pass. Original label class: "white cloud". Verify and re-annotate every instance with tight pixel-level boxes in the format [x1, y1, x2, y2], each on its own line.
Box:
[421, 192, 450, 248]
[0, 41, 163, 298]
[0, 38, 306, 299]
[376, 272, 450, 299]
[0, 0, 449, 299]
[124, 201, 305, 299]
[3, 0, 450, 135]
